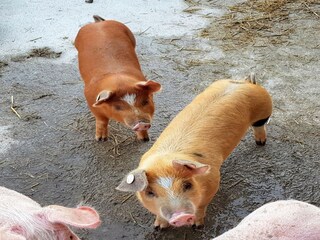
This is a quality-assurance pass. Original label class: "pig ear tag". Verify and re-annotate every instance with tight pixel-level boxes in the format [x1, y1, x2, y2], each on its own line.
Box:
[126, 174, 135, 184]
[116, 169, 148, 192]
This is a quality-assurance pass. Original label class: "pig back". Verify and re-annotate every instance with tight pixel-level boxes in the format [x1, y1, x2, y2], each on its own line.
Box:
[75, 20, 142, 84]
[141, 80, 272, 165]
[0, 186, 41, 210]
[213, 200, 320, 240]
[0, 186, 43, 235]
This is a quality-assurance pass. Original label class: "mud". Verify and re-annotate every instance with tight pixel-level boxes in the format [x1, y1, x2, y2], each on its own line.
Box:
[0, 0, 319, 239]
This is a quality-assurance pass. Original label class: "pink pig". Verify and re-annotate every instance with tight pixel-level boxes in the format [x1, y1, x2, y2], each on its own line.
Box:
[0, 186, 101, 240]
[213, 200, 320, 240]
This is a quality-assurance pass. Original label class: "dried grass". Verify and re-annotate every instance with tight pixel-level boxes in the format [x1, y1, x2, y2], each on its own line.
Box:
[11, 47, 62, 62]
[28, 47, 62, 58]
[200, 0, 320, 50]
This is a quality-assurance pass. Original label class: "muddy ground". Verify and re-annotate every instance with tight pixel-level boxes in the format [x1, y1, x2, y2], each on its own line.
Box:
[0, 0, 319, 239]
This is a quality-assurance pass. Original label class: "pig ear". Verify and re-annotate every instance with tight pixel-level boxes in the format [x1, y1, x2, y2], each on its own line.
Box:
[136, 80, 162, 93]
[43, 205, 101, 229]
[172, 159, 210, 175]
[116, 169, 148, 192]
[93, 90, 113, 106]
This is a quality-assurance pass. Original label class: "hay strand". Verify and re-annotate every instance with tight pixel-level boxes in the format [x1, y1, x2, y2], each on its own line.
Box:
[10, 96, 21, 119]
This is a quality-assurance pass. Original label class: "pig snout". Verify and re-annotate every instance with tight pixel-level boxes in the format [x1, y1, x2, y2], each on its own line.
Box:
[169, 212, 196, 227]
[132, 122, 151, 131]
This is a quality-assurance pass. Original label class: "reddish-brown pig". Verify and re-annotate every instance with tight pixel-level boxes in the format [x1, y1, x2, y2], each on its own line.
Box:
[75, 15, 161, 141]
[213, 200, 320, 240]
[117, 75, 272, 228]
[0, 186, 100, 240]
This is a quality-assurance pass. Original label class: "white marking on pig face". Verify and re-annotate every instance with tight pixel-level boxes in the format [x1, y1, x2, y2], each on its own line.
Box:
[121, 94, 141, 116]
[122, 94, 136, 106]
[156, 177, 193, 220]
[157, 177, 173, 189]
[156, 177, 177, 204]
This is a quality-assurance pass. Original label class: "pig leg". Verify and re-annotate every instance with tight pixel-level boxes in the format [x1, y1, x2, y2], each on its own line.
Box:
[95, 118, 109, 141]
[136, 130, 150, 142]
[252, 117, 270, 146]
[252, 125, 267, 146]
[194, 205, 207, 228]
[154, 215, 170, 229]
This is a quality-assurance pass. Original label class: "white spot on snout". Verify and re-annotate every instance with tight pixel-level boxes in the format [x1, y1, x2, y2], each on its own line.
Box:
[157, 177, 174, 189]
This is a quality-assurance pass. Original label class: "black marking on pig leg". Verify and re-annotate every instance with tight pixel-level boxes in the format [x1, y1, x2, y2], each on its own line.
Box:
[193, 152, 204, 158]
[252, 116, 270, 127]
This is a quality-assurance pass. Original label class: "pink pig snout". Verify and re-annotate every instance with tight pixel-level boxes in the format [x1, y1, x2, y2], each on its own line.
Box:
[169, 213, 196, 227]
[132, 122, 151, 131]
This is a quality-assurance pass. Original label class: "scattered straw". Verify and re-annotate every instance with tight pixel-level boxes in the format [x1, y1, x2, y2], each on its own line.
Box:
[129, 212, 148, 228]
[227, 179, 244, 189]
[183, 7, 201, 14]
[121, 194, 134, 204]
[138, 26, 151, 36]
[10, 96, 21, 119]
[200, 0, 319, 50]
[302, 1, 320, 18]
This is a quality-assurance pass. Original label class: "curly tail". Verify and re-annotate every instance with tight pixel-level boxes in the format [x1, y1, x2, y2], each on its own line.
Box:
[93, 15, 105, 22]
[245, 73, 256, 84]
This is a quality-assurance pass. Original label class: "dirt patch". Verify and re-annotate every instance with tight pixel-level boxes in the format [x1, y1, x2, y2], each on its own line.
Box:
[11, 47, 62, 62]
[0, 61, 8, 69]
[0, 61, 9, 77]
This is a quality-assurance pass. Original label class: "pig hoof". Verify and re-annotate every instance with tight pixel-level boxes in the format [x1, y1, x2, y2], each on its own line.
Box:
[154, 218, 169, 229]
[96, 137, 108, 142]
[143, 137, 150, 142]
[154, 226, 161, 231]
[137, 136, 150, 142]
[192, 224, 204, 229]
[154, 225, 168, 231]
[255, 140, 266, 146]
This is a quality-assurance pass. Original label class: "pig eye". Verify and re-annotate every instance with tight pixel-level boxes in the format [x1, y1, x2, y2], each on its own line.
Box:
[141, 99, 149, 106]
[183, 181, 193, 192]
[114, 104, 123, 111]
[146, 189, 156, 198]
[69, 236, 73, 240]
